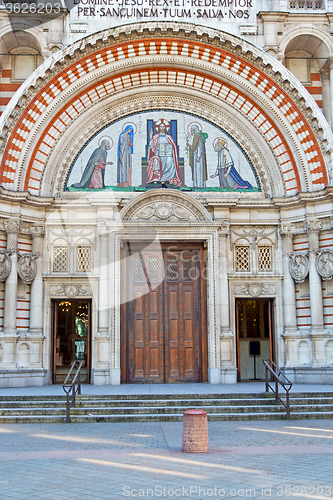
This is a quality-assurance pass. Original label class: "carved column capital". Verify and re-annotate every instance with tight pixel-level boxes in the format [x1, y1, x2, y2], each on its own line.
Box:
[320, 68, 330, 81]
[279, 223, 295, 238]
[4, 219, 20, 235]
[306, 219, 323, 234]
[218, 220, 230, 237]
[30, 225, 45, 239]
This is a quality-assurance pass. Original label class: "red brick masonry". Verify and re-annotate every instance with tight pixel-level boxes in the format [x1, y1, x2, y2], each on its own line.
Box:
[182, 409, 209, 453]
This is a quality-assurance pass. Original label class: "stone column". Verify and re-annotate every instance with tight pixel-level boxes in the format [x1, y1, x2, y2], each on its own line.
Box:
[218, 224, 230, 335]
[307, 220, 324, 332]
[320, 68, 331, 128]
[218, 223, 236, 384]
[329, 58, 333, 131]
[98, 232, 109, 336]
[3, 219, 20, 336]
[280, 226, 297, 334]
[29, 225, 44, 336]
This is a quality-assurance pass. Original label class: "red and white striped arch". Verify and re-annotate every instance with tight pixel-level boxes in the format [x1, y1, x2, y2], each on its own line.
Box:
[0, 36, 328, 195]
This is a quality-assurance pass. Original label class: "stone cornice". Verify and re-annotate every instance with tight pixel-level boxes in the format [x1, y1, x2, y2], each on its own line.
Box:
[0, 187, 54, 206]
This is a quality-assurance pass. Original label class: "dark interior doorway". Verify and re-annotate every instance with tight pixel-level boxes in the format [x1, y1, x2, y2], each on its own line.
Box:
[235, 298, 275, 381]
[52, 300, 91, 384]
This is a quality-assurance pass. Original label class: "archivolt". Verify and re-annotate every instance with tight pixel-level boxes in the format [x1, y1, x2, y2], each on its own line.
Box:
[0, 25, 330, 196]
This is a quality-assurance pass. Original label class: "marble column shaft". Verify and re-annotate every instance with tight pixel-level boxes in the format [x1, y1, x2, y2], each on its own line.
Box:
[320, 68, 331, 127]
[218, 230, 230, 334]
[281, 232, 297, 333]
[98, 233, 109, 334]
[3, 220, 19, 335]
[308, 227, 324, 330]
[330, 58, 333, 131]
[29, 226, 44, 335]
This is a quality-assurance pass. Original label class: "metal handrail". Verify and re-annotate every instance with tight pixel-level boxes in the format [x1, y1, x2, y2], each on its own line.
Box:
[262, 359, 293, 420]
[62, 360, 84, 423]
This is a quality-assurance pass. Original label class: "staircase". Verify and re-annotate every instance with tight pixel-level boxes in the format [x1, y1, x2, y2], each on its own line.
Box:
[0, 392, 332, 423]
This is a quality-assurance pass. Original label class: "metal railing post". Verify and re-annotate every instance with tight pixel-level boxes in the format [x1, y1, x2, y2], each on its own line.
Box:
[66, 393, 71, 423]
[275, 375, 279, 405]
[62, 360, 84, 423]
[262, 359, 293, 420]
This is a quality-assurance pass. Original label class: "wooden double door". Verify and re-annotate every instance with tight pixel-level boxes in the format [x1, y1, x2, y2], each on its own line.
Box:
[121, 243, 207, 383]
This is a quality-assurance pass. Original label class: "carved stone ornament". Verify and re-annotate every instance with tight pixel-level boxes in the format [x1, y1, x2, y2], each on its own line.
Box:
[233, 283, 278, 297]
[49, 283, 93, 298]
[288, 253, 309, 283]
[316, 250, 333, 281]
[17, 253, 39, 285]
[0, 250, 12, 282]
[4, 219, 20, 234]
[136, 203, 195, 221]
[119, 190, 211, 222]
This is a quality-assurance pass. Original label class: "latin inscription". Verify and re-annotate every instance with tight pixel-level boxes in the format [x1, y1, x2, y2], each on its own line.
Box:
[75, 0, 253, 20]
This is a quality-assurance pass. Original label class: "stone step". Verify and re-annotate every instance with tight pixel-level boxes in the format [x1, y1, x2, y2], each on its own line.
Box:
[0, 391, 332, 423]
[70, 404, 286, 416]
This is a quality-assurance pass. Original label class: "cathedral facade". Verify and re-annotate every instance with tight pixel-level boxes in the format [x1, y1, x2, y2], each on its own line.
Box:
[0, 1, 333, 386]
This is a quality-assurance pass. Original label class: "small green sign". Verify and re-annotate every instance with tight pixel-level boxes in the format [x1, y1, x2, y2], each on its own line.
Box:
[75, 340, 86, 361]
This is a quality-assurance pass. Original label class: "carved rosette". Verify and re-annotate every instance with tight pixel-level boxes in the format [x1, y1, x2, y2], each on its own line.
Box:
[316, 250, 333, 281]
[233, 283, 278, 297]
[288, 253, 309, 283]
[17, 253, 39, 285]
[0, 250, 12, 282]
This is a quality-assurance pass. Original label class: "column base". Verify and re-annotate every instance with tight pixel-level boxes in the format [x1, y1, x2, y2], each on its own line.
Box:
[110, 368, 121, 385]
[221, 367, 237, 384]
[208, 367, 221, 384]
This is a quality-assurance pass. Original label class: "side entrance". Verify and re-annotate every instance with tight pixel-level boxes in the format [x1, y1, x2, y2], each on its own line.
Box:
[52, 300, 91, 384]
[121, 243, 208, 383]
[235, 298, 275, 381]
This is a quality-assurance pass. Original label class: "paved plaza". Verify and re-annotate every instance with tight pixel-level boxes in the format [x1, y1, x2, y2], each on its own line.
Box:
[0, 417, 332, 500]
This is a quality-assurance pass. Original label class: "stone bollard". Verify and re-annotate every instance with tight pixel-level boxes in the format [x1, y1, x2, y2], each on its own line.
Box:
[182, 409, 209, 453]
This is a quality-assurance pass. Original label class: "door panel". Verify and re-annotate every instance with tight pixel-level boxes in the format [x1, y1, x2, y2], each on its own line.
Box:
[125, 244, 205, 383]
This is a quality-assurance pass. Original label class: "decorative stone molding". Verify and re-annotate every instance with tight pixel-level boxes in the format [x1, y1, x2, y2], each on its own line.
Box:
[233, 282, 278, 297]
[30, 226, 45, 239]
[306, 219, 323, 234]
[49, 283, 93, 298]
[316, 250, 333, 281]
[218, 221, 230, 237]
[119, 190, 211, 222]
[231, 226, 275, 237]
[4, 219, 20, 234]
[17, 253, 39, 285]
[288, 253, 309, 283]
[0, 250, 12, 282]
[279, 223, 296, 238]
[136, 203, 195, 222]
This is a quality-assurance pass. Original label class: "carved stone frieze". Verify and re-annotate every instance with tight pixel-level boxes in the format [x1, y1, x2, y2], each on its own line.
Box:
[231, 226, 275, 237]
[119, 190, 211, 222]
[288, 253, 309, 283]
[316, 250, 333, 281]
[0, 250, 12, 282]
[136, 202, 195, 221]
[49, 283, 93, 298]
[233, 282, 278, 297]
[49, 226, 95, 238]
[17, 253, 40, 285]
